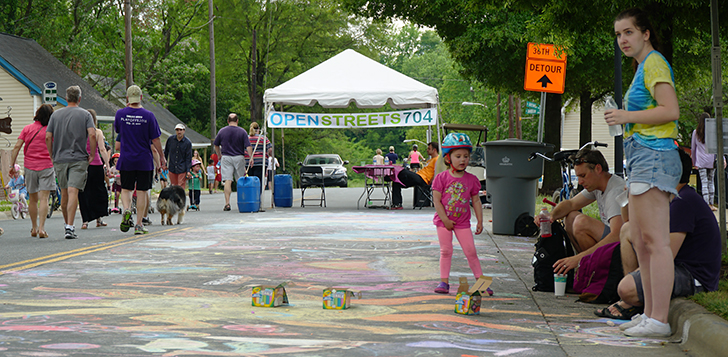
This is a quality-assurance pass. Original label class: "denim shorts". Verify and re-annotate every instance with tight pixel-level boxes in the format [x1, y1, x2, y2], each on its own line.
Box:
[624, 136, 680, 196]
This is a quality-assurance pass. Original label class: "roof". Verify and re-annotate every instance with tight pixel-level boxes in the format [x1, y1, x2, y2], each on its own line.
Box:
[0, 32, 119, 117]
[264, 49, 439, 109]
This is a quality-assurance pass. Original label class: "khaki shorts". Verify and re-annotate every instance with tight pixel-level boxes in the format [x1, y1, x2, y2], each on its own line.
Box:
[221, 155, 246, 182]
[25, 167, 56, 194]
[54, 161, 89, 190]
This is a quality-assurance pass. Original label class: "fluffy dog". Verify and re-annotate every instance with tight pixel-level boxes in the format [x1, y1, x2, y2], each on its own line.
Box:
[157, 185, 186, 225]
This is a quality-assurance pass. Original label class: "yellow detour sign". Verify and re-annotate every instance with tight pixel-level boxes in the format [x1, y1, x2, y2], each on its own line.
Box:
[524, 43, 567, 94]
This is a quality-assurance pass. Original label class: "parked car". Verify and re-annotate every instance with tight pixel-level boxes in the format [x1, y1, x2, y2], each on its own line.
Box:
[298, 154, 349, 187]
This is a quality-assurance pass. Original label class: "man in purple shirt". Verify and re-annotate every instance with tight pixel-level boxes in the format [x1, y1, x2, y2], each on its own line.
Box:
[213, 113, 252, 211]
[114, 85, 167, 234]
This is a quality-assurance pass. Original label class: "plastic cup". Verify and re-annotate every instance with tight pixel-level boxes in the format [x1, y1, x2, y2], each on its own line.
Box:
[554, 274, 567, 296]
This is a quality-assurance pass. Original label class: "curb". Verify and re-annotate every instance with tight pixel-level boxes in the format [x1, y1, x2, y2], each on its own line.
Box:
[669, 298, 728, 356]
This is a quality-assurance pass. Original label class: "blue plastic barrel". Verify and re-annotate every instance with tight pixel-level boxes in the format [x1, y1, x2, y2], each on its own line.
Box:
[273, 174, 293, 207]
[237, 176, 260, 213]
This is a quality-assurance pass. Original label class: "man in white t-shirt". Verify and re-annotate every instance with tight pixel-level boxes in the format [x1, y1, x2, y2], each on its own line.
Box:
[545, 149, 626, 275]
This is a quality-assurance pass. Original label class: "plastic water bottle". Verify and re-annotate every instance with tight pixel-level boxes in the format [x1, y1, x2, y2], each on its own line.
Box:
[605, 96, 622, 137]
[539, 207, 552, 238]
[384, 156, 390, 165]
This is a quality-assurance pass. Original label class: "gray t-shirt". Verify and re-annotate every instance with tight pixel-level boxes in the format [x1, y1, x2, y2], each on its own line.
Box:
[580, 174, 626, 226]
[46, 106, 94, 163]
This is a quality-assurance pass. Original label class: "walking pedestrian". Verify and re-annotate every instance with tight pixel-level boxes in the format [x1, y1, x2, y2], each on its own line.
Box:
[164, 123, 192, 189]
[45, 86, 96, 239]
[78, 109, 110, 230]
[605, 8, 681, 338]
[691, 112, 719, 210]
[115, 85, 166, 235]
[9, 104, 54, 238]
[213, 113, 252, 211]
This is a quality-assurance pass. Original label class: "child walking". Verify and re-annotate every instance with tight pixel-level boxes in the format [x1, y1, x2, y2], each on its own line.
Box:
[432, 133, 484, 294]
[188, 159, 203, 209]
[109, 153, 122, 213]
[207, 159, 216, 194]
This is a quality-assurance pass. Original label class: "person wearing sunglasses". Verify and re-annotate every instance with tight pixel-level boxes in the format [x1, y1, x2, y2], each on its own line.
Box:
[542, 148, 626, 276]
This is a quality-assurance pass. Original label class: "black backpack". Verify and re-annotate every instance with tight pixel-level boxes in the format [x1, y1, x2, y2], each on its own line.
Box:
[532, 221, 574, 292]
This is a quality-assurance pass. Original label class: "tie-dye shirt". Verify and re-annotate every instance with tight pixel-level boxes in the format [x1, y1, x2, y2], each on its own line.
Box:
[432, 170, 481, 229]
[624, 50, 677, 151]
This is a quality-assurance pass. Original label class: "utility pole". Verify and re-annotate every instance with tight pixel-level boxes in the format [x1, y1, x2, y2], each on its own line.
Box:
[251, 29, 257, 122]
[496, 93, 501, 140]
[124, 0, 133, 89]
[208, 0, 217, 142]
[508, 95, 514, 138]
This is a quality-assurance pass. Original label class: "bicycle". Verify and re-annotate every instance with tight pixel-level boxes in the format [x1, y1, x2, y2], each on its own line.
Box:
[9, 189, 28, 219]
[47, 181, 61, 218]
[528, 141, 608, 203]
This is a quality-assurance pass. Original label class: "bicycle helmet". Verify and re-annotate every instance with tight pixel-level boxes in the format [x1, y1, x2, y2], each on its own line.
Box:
[441, 133, 473, 156]
[111, 153, 120, 159]
[191, 159, 202, 167]
[13, 164, 21, 173]
[412, 144, 418, 150]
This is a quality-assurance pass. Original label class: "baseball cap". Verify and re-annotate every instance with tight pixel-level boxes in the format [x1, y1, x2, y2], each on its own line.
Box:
[126, 85, 142, 104]
[175, 123, 186, 130]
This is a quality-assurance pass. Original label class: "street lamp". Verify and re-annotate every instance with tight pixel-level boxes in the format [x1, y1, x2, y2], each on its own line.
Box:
[403, 139, 427, 146]
[462, 101, 487, 108]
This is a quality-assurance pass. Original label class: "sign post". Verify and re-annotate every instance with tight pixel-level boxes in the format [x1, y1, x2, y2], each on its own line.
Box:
[524, 43, 567, 142]
[43, 81, 57, 107]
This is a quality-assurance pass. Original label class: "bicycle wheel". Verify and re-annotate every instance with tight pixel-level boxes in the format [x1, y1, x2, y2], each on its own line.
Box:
[20, 207, 27, 219]
[552, 189, 562, 204]
[11, 205, 19, 220]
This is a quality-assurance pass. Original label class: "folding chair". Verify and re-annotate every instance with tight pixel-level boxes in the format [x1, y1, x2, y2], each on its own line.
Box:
[413, 184, 433, 209]
[300, 165, 326, 207]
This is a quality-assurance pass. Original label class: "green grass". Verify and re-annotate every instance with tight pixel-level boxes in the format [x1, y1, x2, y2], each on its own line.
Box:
[689, 253, 728, 321]
[0, 200, 10, 212]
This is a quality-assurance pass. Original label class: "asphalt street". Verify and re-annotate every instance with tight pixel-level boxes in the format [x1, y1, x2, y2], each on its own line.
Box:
[0, 186, 707, 356]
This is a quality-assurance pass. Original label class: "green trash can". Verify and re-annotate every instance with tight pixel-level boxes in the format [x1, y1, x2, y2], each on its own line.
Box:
[484, 139, 553, 235]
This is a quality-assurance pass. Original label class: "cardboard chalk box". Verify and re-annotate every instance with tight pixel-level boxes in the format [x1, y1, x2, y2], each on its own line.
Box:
[322, 288, 361, 310]
[454, 276, 493, 315]
[251, 283, 289, 307]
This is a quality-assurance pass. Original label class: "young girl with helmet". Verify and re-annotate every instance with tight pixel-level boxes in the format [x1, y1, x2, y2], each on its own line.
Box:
[109, 153, 122, 213]
[432, 133, 484, 294]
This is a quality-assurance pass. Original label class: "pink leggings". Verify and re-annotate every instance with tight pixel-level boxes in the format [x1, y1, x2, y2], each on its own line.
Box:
[437, 226, 483, 280]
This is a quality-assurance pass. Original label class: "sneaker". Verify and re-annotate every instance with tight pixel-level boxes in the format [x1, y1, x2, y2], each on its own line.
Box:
[434, 282, 450, 294]
[142, 217, 152, 226]
[120, 210, 134, 232]
[624, 317, 671, 338]
[391, 204, 404, 210]
[619, 313, 644, 331]
[64, 227, 77, 239]
[134, 224, 149, 235]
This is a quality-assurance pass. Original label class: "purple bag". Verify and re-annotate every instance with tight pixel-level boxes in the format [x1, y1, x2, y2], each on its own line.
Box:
[573, 242, 623, 304]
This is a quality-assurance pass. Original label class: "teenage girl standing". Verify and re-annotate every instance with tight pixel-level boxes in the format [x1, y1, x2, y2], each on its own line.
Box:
[606, 8, 681, 338]
[431, 133, 483, 294]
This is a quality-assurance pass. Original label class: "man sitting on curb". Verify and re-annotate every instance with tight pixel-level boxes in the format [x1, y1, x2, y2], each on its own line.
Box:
[544, 149, 626, 275]
[391, 142, 439, 209]
[604, 149, 722, 338]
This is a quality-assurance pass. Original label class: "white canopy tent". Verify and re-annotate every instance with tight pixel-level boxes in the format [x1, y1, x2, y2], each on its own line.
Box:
[263, 49, 439, 109]
[260, 49, 441, 208]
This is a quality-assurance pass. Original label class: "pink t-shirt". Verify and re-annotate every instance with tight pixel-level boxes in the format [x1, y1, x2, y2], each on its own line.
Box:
[432, 170, 481, 229]
[86, 131, 103, 166]
[19, 121, 53, 171]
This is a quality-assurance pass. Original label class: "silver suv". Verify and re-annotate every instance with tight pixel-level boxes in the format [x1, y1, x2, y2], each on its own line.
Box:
[299, 154, 349, 187]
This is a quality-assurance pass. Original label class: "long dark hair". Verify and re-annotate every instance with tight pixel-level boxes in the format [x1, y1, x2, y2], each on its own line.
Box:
[696, 112, 710, 144]
[615, 8, 661, 70]
[34, 104, 53, 126]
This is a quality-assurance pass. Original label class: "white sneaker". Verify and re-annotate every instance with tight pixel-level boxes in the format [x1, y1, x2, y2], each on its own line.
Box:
[624, 317, 671, 338]
[619, 313, 643, 331]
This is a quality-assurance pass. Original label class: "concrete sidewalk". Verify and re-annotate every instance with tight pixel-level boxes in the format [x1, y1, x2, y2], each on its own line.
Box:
[0, 187, 724, 356]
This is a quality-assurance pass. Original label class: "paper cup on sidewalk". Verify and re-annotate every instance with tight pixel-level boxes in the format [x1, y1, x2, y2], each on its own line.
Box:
[554, 274, 567, 296]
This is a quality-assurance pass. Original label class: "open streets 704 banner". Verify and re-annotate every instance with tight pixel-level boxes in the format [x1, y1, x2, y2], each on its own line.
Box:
[266, 108, 437, 129]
